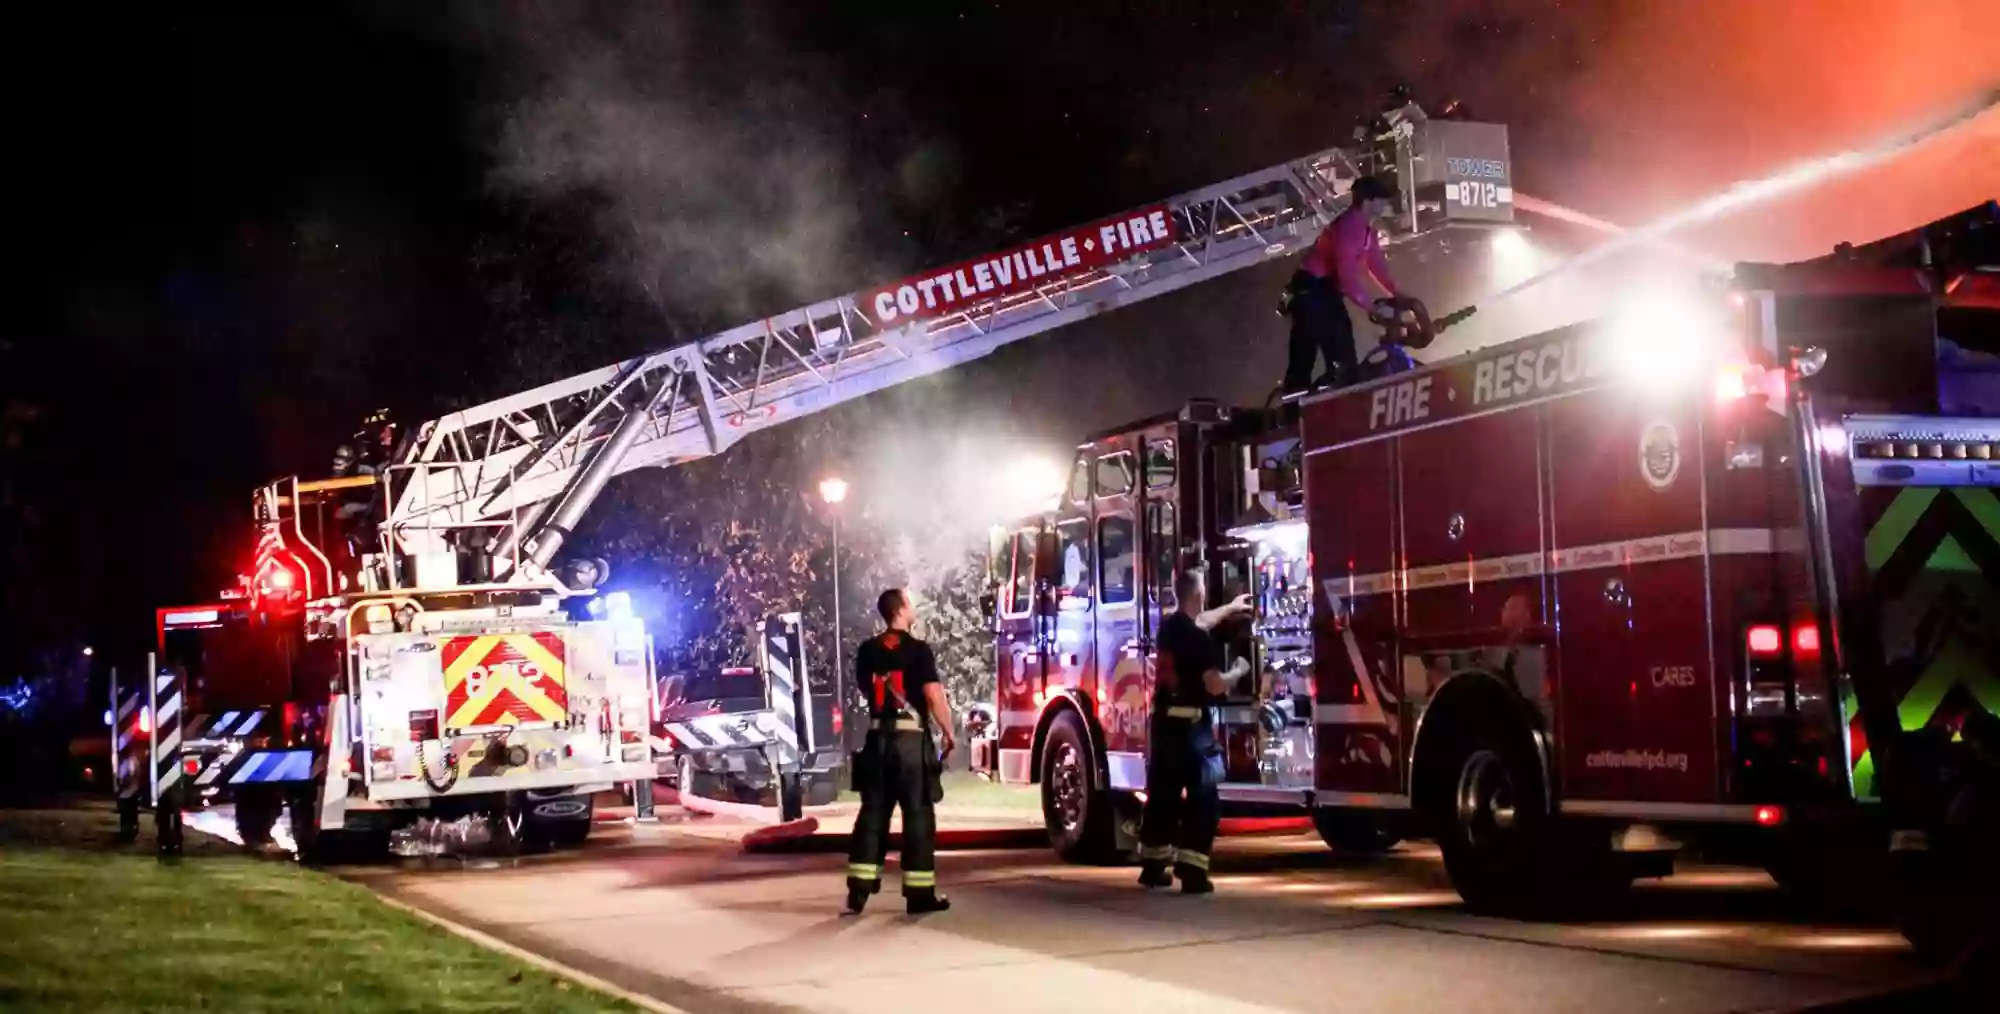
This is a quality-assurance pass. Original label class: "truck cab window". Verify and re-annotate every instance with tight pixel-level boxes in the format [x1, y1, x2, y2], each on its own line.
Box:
[1006, 530, 1033, 616]
[1144, 439, 1176, 489]
[1067, 457, 1091, 506]
[1058, 520, 1093, 601]
[1095, 452, 1135, 498]
[1098, 516, 1136, 605]
[1146, 502, 1176, 610]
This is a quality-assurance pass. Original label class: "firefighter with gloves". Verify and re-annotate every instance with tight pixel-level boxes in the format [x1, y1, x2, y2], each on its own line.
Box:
[845, 588, 956, 915]
[1279, 174, 1404, 395]
[1138, 569, 1254, 893]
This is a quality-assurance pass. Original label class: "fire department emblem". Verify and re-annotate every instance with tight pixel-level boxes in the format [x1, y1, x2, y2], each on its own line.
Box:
[441, 632, 570, 730]
[1638, 420, 1681, 492]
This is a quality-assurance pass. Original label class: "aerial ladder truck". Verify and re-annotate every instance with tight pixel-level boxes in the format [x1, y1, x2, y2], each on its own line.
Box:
[122, 109, 1522, 860]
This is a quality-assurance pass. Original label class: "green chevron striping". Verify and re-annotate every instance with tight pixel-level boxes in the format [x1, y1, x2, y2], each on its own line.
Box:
[1865, 487, 1938, 570]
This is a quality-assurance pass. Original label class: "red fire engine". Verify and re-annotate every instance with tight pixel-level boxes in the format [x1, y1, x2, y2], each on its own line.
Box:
[977, 202, 1999, 917]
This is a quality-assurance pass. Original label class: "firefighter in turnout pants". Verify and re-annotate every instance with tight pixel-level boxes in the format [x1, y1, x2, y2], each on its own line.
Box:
[846, 588, 957, 914]
[1138, 570, 1254, 892]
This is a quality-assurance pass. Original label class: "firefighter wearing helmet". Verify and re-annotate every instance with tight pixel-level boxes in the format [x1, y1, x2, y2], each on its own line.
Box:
[1137, 569, 1254, 892]
[844, 588, 956, 915]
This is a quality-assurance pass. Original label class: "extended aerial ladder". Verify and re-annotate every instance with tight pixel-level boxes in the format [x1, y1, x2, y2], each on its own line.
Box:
[368, 114, 1519, 593]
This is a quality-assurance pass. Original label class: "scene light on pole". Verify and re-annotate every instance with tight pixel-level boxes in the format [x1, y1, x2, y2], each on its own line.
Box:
[818, 476, 849, 505]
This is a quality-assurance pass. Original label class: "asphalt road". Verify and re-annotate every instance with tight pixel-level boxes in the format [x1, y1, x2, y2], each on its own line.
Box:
[340, 815, 1935, 1014]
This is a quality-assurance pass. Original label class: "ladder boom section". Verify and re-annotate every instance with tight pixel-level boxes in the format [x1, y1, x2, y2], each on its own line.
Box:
[386, 124, 1510, 572]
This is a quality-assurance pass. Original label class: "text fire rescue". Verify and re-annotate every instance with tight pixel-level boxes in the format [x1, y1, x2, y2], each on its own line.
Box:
[1366, 331, 1607, 432]
[867, 206, 1178, 326]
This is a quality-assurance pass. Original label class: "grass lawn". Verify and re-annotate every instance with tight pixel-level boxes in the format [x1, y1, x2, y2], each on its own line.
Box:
[836, 769, 1039, 812]
[0, 805, 639, 1014]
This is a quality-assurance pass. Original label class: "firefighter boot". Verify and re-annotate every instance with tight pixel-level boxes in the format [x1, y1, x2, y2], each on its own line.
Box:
[845, 876, 881, 914]
[1176, 858, 1214, 895]
[904, 868, 949, 914]
[1137, 861, 1174, 889]
[905, 888, 952, 915]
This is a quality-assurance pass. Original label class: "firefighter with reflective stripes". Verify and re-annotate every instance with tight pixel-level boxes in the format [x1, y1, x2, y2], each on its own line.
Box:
[846, 589, 955, 914]
[1138, 570, 1252, 892]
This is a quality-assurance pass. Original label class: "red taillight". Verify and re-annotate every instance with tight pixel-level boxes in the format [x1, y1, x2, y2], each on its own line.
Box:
[1793, 625, 1821, 655]
[182, 756, 201, 776]
[1754, 805, 1785, 827]
[831, 708, 843, 735]
[138, 707, 153, 735]
[1747, 625, 1783, 657]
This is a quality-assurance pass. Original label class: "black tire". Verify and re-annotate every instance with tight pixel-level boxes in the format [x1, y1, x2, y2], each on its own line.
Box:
[803, 772, 840, 807]
[1427, 723, 1552, 914]
[288, 792, 386, 866]
[516, 792, 593, 850]
[677, 756, 725, 802]
[235, 788, 282, 847]
[1312, 808, 1400, 854]
[1040, 711, 1115, 862]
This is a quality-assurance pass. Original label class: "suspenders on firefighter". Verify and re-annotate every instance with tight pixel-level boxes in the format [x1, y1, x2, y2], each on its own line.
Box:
[1138, 570, 1254, 893]
[846, 588, 957, 915]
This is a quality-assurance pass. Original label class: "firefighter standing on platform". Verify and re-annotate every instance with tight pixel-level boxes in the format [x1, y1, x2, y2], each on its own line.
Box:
[1280, 174, 1402, 395]
[846, 588, 956, 914]
[1138, 569, 1254, 892]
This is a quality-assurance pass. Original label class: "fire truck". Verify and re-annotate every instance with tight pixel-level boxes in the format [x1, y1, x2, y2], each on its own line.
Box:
[974, 202, 2000, 931]
[127, 104, 1528, 859]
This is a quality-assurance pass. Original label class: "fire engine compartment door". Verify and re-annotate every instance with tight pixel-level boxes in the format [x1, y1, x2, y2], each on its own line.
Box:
[1831, 415, 2000, 800]
[440, 630, 572, 735]
[1546, 387, 1715, 804]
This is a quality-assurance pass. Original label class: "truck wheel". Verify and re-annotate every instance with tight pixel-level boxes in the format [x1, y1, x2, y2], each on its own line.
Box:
[235, 788, 282, 847]
[1429, 725, 1549, 913]
[288, 792, 386, 865]
[677, 756, 724, 802]
[1041, 711, 1115, 862]
[803, 772, 840, 807]
[520, 792, 594, 848]
[1312, 808, 1400, 854]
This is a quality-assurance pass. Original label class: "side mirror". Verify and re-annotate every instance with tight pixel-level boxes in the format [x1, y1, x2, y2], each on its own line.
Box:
[978, 592, 997, 624]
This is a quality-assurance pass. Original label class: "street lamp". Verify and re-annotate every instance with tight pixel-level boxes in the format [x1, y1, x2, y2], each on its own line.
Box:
[81, 646, 95, 658]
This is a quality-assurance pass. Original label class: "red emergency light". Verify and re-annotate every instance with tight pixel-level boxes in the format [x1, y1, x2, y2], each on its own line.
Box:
[1753, 805, 1786, 828]
[1746, 625, 1784, 657]
[1793, 625, 1821, 656]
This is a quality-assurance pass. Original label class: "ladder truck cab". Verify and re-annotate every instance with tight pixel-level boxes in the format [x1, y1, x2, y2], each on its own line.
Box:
[252, 473, 658, 857]
[977, 203, 2000, 924]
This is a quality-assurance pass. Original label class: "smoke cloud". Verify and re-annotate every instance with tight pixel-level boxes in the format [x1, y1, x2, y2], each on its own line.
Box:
[473, 2, 884, 328]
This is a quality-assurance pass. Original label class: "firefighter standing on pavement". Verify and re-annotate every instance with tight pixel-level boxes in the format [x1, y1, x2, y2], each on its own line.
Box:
[1280, 174, 1403, 395]
[1138, 569, 1254, 893]
[846, 588, 957, 915]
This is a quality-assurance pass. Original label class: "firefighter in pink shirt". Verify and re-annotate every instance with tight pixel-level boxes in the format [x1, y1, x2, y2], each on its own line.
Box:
[1281, 175, 1401, 395]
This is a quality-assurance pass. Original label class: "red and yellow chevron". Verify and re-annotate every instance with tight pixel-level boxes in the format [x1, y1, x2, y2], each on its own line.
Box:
[442, 632, 569, 729]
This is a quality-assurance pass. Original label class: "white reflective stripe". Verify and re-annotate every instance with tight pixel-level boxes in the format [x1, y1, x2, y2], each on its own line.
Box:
[1321, 528, 1776, 600]
[234, 711, 264, 737]
[213, 711, 241, 737]
[156, 692, 181, 727]
[196, 758, 225, 785]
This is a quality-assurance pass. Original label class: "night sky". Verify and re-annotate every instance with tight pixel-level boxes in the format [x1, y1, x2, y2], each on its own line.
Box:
[3, 1, 1995, 667]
